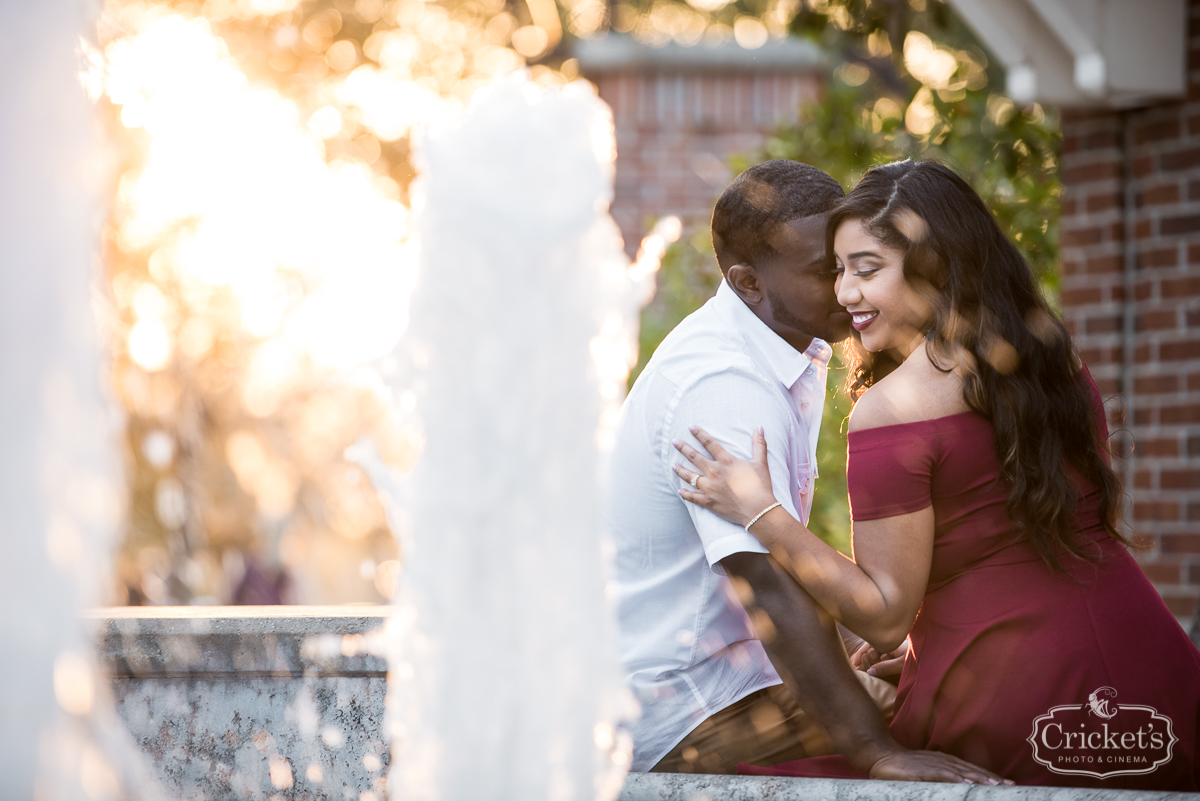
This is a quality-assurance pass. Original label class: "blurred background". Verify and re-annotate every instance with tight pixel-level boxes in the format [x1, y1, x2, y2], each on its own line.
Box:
[93, 0, 1198, 637]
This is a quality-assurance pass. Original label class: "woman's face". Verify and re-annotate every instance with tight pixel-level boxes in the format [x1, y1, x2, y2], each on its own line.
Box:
[833, 217, 932, 356]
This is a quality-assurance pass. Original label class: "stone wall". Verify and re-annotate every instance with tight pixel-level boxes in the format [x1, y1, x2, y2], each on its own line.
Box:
[1057, 0, 1200, 637]
[91, 606, 390, 800]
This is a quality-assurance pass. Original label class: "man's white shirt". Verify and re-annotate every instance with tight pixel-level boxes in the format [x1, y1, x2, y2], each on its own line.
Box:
[607, 279, 831, 771]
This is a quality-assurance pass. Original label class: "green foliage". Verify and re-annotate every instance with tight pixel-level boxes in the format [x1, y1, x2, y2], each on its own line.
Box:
[811, 351, 853, 554]
[750, 82, 1061, 294]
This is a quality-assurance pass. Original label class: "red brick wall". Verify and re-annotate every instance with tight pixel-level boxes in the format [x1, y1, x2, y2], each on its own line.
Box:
[1059, 0, 1200, 636]
[591, 71, 822, 254]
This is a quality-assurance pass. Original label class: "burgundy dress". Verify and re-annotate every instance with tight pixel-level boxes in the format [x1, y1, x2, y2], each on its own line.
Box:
[742, 372, 1200, 789]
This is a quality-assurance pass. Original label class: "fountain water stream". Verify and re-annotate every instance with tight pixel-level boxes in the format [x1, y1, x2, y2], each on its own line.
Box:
[0, 2, 154, 798]
[366, 75, 648, 801]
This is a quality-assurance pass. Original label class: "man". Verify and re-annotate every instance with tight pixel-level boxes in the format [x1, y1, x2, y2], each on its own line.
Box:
[607, 160, 1003, 783]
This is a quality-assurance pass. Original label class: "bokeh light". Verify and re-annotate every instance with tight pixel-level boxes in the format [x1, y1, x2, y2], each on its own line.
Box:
[93, 0, 566, 605]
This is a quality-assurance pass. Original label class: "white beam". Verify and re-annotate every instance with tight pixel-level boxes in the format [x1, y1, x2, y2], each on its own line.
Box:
[1028, 0, 1106, 95]
[946, 0, 1187, 108]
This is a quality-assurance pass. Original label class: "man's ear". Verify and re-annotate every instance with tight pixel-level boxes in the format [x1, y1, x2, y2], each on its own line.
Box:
[726, 263, 764, 306]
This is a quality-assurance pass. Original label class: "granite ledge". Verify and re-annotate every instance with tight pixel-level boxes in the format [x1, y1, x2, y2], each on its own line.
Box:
[619, 773, 1194, 801]
[85, 604, 392, 634]
[88, 605, 392, 678]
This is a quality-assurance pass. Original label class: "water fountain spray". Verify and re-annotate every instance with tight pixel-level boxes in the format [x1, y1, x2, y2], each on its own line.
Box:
[366, 74, 672, 801]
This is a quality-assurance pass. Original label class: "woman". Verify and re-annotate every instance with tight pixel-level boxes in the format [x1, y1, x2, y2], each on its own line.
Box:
[671, 160, 1200, 789]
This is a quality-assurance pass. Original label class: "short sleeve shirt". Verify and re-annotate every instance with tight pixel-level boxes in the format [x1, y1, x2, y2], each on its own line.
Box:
[606, 280, 830, 770]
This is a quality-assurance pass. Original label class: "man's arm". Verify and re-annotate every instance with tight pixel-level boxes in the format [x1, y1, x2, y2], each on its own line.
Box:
[720, 551, 1009, 784]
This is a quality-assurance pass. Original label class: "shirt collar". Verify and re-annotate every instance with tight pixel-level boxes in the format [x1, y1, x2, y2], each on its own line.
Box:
[713, 279, 831, 389]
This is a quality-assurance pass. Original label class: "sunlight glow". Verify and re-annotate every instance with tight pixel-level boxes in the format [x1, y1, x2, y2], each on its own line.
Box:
[591, 217, 682, 446]
[103, 12, 416, 372]
[52, 651, 95, 717]
[94, 0, 589, 607]
[629, 215, 682, 302]
[127, 318, 172, 371]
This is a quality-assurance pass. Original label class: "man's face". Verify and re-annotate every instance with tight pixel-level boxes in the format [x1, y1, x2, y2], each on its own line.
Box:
[755, 213, 852, 345]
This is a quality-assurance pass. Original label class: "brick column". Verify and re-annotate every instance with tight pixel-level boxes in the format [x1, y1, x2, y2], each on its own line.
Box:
[1059, 0, 1200, 636]
[591, 71, 821, 255]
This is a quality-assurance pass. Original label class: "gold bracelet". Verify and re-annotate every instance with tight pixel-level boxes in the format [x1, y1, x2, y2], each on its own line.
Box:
[744, 501, 782, 532]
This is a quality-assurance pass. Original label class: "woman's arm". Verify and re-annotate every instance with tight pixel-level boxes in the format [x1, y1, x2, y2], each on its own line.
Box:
[674, 427, 934, 652]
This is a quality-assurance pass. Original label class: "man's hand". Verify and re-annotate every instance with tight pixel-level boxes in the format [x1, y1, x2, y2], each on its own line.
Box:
[869, 750, 1014, 785]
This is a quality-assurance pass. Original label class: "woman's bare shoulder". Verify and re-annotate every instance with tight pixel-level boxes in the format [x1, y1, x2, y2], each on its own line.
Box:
[848, 346, 968, 433]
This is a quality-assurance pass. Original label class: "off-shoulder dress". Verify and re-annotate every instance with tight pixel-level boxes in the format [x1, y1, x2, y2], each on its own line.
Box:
[741, 370, 1200, 789]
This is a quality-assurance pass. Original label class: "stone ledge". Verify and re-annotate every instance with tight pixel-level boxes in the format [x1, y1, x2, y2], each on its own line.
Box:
[574, 32, 825, 73]
[89, 605, 391, 678]
[88, 604, 391, 631]
[92, 608, 1190, 800]
[92, 606, 392, 799]
[618, 772, 1194, 800]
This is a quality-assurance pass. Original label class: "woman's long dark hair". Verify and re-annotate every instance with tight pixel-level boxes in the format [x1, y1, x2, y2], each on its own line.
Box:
[830, 159, 1128, 570]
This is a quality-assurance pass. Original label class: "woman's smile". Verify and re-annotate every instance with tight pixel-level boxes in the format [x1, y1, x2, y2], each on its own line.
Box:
[850, 310, 878, 331]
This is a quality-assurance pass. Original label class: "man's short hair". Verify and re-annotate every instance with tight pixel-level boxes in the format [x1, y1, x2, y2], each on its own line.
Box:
[711, 160, 845, 275]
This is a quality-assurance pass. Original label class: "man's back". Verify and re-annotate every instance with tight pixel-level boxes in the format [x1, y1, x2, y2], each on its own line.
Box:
[607, 280, 830, 770]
